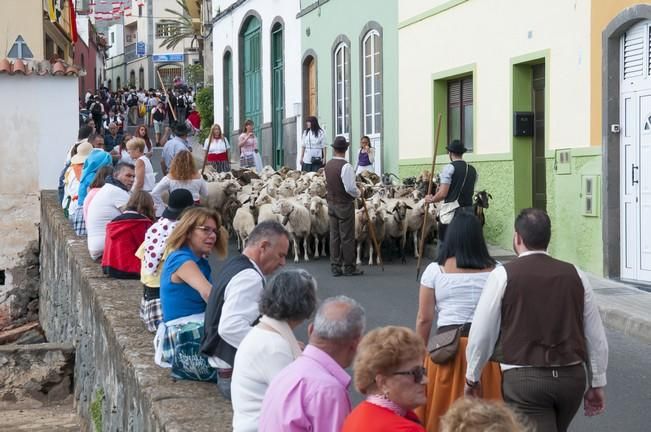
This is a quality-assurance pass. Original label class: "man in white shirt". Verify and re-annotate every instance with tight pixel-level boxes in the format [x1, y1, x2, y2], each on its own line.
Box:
[201, 221, 290, 400]
[324, 136, 363, 277]
[86, 162, 135, 259]
[465, 208, 608, 432]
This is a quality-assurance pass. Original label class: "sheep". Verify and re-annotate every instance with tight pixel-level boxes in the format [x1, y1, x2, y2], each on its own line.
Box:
[308, 178, 327, 198]
[278, 179, 297, 198]
[383, 199, 413, 264]
[406, 199, 437, 258]
[367, 206, 386, 266]
[355, 205, 386, 266]
[204, 179, 241, 211]
[232, 206, 255, 251]
[221, 196, 242, 237]
[473, 190, 493, 227]
[274, 199, 311, 263]
[309, 196, 329, 258]
[355, 208, 370, 266]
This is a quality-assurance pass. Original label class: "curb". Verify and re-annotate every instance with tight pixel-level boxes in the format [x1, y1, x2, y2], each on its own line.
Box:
[596, 303, 651, 345]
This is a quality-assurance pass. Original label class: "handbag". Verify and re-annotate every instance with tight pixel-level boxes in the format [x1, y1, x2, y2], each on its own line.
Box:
[428, 326, 462, 364]
[438, 162, 469, 225]
[310, 156, 323, 165]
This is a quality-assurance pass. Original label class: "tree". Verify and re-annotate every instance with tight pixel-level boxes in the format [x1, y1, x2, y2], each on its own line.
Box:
[157, 0, 208, 66]
[185, 63, 204, 88]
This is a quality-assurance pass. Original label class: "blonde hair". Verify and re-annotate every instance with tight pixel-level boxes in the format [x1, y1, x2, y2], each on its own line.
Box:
[440, 398, 532, 432]
[353, 326, 426, 395]
[169, 150, 196, 181]
[165, 207, 228, 258]
[125, 190, 155, 221]
[210, 123, 223, 139]
[126, 137, 146, 153]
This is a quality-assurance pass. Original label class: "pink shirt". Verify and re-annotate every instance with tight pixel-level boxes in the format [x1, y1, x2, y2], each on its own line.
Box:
[83, 187, 101, 221]
[239, 133, 258, 155]
[259, 345, 352, 432]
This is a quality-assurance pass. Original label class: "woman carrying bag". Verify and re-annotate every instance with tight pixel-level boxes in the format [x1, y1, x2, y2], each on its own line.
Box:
[300, 116, 325, 172]
[204, 123, 231, 173]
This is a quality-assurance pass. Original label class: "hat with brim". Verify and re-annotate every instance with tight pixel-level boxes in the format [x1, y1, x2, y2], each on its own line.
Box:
[446, 139, 467, 154]
[331, 136, 349, 151]
[174, 123, 191, 136]
[162, 189, 195, 220]
[71, 140, 93, 164]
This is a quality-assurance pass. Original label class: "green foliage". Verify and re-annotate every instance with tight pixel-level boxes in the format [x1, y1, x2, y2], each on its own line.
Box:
[196, 86, 214, 142]
[185, 64, 204, 88]
[90, 388, 105, 432]
[158, 0, 196, 50]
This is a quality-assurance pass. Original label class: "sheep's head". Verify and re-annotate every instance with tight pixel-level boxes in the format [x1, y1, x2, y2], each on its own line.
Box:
[310, 197, 324, 215]
[391, 201, 412, 221]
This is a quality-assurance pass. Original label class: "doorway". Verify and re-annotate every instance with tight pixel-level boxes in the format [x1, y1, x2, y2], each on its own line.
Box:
[532, 64, 546, 210]
[271, 23, 285, 169]
[303, 55, 317, 119]
[241, 16, 262, 142]
[223, 51, 233, 139]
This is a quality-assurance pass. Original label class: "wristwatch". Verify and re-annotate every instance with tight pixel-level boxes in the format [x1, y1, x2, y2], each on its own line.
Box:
[465, 378, 479, 388]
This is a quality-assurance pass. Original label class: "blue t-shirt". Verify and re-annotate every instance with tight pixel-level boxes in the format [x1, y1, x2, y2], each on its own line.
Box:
[160, 246, 211, 322]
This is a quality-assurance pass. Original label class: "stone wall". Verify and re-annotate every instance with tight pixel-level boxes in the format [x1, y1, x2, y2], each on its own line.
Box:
[39, 191, 233, 432]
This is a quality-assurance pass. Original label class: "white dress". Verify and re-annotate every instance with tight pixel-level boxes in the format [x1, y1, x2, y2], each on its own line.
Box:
[134, 155, 156, 192]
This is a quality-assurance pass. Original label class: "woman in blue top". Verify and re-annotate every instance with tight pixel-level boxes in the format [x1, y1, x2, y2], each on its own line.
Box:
[155, 207, 228, 381]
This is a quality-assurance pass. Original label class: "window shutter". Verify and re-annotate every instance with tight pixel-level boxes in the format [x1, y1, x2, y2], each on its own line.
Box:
[624, 25, 645, 80]
[448, 81, 461, 107]
[462, 78, 473, 104]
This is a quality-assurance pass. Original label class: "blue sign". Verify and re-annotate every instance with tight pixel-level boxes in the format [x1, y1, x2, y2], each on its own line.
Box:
[152, 53, 184, 63]
[137, 42, 146, 57]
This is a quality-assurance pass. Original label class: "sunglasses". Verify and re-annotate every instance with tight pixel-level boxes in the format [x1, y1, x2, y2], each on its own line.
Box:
[195, 225, 218, 236]
[392, 366, 427, 384]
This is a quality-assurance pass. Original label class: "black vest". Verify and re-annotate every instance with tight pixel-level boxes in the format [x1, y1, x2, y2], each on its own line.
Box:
[200, 254, 263, 366]
[325, 158, 354, 204]
[445, 160, 477, 207]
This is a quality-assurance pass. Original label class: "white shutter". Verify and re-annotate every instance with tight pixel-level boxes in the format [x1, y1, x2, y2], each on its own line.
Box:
[624, 24, 645, 80]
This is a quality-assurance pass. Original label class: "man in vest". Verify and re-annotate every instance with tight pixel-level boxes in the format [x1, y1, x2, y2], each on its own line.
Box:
[201, 221, 290, 400]
[465, 208, 609, 432]
[325, 136, 363, 277]
[424, 139, 477, 242]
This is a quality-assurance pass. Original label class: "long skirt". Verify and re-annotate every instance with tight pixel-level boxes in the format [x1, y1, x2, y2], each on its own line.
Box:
[209, 160, 231, 173]
[416, 336, 503, 432]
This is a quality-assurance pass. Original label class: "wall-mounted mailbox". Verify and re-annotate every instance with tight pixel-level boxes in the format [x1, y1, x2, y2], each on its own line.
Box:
[514, 112, 534, 137]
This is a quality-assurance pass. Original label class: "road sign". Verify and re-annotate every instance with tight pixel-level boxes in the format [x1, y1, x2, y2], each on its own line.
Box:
[136, 41, 146, 57]
[152, 53, 184, 63]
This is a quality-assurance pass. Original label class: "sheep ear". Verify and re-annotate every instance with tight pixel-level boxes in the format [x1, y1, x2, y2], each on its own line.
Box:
[242, 197, 250, 204]
[405, 204, 413, 210]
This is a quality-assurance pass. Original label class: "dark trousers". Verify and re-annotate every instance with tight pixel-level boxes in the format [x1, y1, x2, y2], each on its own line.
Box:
[328, 202, 355, 268]
[502, 364, 586, 432]
[302, 162, 322, 172]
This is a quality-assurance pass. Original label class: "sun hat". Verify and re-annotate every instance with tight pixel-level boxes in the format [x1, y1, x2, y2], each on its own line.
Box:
[71, 140, 93, 164]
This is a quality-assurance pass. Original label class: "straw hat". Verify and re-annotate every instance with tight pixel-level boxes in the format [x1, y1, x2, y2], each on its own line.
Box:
[71, 140, 93, 164]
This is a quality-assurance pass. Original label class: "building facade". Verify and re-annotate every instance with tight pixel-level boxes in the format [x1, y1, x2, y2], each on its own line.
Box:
[299, 0, 399, 173]
[211, 0, 303, 168]
[74, 15, 106, 96]
[398, 0, 651, 283]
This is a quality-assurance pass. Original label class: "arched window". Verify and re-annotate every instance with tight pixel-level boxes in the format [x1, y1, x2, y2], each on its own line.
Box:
[362, 30, 382, 135]
[333, 42, 350, 136]
[139, 67, 145, 89]
[116, 76, 121, 90]
[129, 70, 136, 87]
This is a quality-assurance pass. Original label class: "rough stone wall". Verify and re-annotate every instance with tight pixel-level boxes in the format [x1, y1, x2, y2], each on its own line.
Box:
[0, 343, 74, 410]
[0, 193, 41, 329]
[39, 191, 233, 432]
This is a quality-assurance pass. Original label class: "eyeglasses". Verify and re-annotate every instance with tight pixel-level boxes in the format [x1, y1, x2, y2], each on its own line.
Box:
[195, 225, 218, 236]
[392, 366, 427, 384]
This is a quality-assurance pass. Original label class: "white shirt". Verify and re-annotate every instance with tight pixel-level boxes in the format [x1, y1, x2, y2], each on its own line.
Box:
[203, 137, 230, 154]
[301, 130, 325, 164]
[465, 251, 609, 388]
[231, 327, 294, 432]
[208, 259, 265, 368]
[134, 155, 156, 192]
[332, 156, 360, 198]
[86, 183, 130, 259]
[420, 264, 491, 327]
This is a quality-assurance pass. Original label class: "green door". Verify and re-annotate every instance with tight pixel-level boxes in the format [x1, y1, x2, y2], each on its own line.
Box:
[271, 24, 285, 169]
[242, 17, 262, 146]
[223, 51, 233, 139]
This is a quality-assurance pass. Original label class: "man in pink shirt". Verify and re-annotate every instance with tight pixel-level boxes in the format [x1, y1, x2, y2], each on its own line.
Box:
[259, 296, 366, 432]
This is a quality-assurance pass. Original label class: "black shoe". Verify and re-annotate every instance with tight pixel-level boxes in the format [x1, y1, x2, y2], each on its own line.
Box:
[331, 265, 343, 277]
[343, 266, 364, 276]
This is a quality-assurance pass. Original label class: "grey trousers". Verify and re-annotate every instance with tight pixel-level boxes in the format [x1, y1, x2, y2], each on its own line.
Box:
[502, 364, 586, 432]
[328, 202, 355, 268]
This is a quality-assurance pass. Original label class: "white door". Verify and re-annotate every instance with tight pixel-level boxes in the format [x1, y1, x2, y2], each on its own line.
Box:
[620, 21, 651, 282]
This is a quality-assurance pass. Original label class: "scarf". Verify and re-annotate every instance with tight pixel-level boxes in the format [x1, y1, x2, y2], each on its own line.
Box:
[259, 315, 302, 359]
[104, 175, 130, 192]
[77, 149, 112, 207]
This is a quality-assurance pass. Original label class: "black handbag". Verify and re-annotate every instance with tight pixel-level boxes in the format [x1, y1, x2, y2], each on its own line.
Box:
[310, 156, 323, 165]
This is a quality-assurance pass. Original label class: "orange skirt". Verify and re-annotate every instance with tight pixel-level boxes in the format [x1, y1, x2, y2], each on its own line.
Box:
[415, 336, 503, 432]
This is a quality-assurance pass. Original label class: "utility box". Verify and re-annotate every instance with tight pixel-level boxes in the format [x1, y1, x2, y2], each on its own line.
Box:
[513, 112, 534, 137]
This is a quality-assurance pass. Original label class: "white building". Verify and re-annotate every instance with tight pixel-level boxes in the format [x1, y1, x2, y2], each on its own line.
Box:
[211, 0, 303, 168]
[105, 23, 125, 90]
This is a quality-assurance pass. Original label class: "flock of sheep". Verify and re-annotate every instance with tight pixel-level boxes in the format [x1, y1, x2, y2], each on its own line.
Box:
[200, 166, 458, 265]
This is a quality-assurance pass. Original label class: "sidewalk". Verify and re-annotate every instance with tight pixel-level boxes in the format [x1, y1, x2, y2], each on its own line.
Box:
[486, 244, 651, 345]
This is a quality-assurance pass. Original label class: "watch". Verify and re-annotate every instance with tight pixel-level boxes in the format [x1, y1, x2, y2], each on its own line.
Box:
[465, 378, 479, 388]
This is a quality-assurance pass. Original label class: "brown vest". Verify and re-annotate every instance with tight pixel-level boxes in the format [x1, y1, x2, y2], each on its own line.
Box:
[494, 253, 587, 367]
[325, 158, 354, 204]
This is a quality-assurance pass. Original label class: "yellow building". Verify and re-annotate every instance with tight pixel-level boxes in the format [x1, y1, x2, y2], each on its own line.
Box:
[0, 0, 74, 63]
[398, 0, 651, 283]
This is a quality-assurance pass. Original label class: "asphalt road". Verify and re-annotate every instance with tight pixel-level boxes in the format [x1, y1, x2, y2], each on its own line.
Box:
[210, 247, 651, 432]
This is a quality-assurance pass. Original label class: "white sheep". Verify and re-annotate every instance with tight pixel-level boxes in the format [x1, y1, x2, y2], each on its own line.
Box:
[383, 199, 413, 264]
[232, 206, 255, 251]
[274, 199, 311, 263]
[204, 179, 241, 211]
[309, 196, 329, 258]
[406, 199, 437, 258]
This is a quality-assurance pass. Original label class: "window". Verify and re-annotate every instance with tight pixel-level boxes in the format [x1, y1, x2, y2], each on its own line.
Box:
[111, 32, 115, 44]
[116, 76, 121, 90]
[7, 35, 34, 59]
[156, 24, 175, 38]
[447, 77, 473, 151]
[129, 70, 136, 86]
[334, 42, 350, 136]
[139, 67, 145, 89]
[138, 5, 143, 17]
[362, 30, 382, 135]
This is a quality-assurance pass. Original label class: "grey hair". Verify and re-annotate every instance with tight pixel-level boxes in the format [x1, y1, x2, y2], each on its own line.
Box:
[259, 269, 318, 321]
[246, 220, 289, 247]
[312, 295, 366, 341]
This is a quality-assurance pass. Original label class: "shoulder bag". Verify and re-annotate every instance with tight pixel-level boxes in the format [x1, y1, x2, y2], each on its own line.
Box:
[438, 162, 469, 225]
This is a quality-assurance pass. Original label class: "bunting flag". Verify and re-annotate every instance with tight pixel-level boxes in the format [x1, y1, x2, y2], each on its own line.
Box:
[48, 0, 57, 22]
[68, 0, 78, 43]
[124, 6, 132, 17]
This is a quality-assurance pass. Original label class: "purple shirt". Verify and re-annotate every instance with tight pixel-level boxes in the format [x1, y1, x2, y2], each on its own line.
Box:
[258, 345, 352, 432]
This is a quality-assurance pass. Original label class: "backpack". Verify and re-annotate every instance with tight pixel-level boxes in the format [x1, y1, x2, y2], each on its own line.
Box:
[177, 95, 186, 108]
[127, 93, 138, 107]
[91, 102, 102, 115]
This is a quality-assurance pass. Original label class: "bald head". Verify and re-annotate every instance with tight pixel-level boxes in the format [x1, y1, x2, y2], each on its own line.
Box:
[311, 296, 366, 342]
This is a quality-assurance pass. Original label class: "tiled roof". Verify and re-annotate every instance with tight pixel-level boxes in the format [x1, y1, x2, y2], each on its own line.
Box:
[0, 58, 83, 76]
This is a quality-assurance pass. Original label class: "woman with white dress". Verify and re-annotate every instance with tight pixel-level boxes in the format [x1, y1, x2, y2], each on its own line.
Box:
[231, 269, 317, 432]
[300, 116, 326, 172]
[126, 138, 156, 193]
[203, 123, 231, 172]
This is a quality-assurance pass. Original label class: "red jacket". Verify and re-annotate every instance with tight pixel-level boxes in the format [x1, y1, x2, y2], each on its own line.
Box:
[342, 401, 425, 432]
[102, 212, 152, 279]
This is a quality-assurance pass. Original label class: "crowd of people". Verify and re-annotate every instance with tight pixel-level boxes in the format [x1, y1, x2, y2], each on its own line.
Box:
[58, 106, 610, 432]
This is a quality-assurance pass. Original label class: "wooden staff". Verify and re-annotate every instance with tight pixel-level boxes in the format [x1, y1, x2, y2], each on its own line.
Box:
[156, 69, 178, 122]
[416, 113, 443, 280]
[361, 195, 384, 271]
[201, 135, 211, 176]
